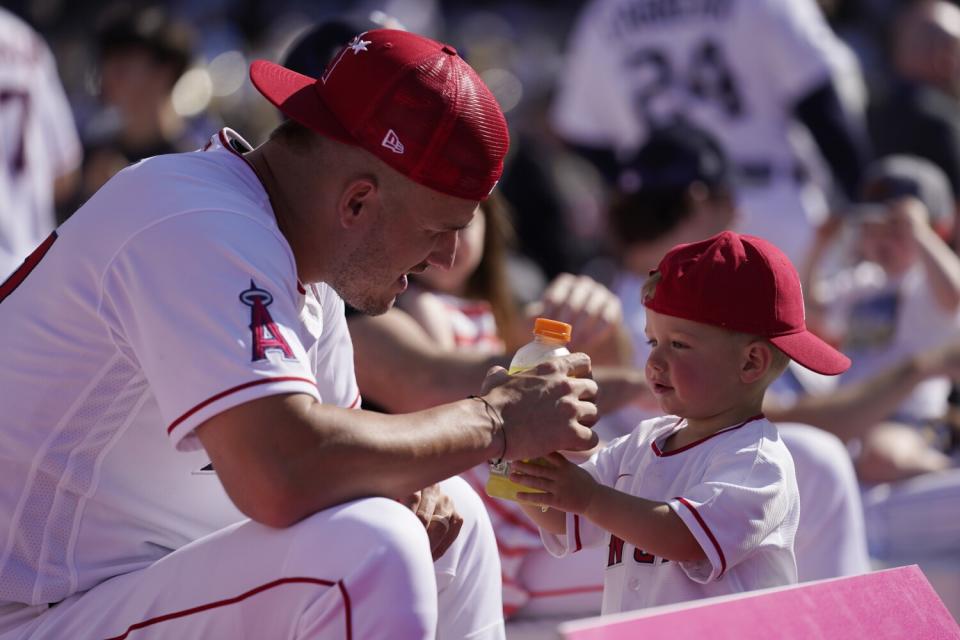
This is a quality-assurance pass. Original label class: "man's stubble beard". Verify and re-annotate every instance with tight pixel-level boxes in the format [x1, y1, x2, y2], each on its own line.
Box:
[328, 227, 396, 316]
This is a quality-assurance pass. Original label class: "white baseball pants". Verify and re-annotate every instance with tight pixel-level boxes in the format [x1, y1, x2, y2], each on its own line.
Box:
[1, 477, 502, 639]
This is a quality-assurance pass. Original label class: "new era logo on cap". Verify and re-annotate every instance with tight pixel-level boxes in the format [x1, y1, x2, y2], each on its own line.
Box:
[381, 129, 404, 154]
[249, 29, 509, 201]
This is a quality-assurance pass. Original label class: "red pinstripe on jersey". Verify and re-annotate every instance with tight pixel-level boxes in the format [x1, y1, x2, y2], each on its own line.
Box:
[651, 414, 764, 457]
[0, 230, 56, 303]
[347, 391, 362, 409]
[675, 496, 727, 577]
[103, 577, 352, 640]
[166, 376, 317, 434]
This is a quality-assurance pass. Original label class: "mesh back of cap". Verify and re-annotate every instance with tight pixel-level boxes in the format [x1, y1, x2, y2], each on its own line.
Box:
[365, 52, 507, 200]
[438, 66, 509, 198]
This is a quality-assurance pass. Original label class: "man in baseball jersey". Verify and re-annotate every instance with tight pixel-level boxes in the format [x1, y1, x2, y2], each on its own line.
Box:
[869, 0, 960, 220]
[0, 30, 600, 639]
[552, 0, 869, 266]
[0, 8, 81, 280]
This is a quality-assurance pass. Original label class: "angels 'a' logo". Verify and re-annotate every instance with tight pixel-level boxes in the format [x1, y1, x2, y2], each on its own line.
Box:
[240, 280, 295, 361]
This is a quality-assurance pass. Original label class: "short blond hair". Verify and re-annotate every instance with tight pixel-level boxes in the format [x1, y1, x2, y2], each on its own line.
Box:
[641, 271, 661, 304]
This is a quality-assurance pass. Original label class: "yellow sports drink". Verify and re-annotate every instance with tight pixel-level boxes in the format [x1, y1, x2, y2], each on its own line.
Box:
[485, 317, 572, 502]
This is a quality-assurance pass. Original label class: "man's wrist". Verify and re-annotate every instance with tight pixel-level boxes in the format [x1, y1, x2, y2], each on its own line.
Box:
[469, 395, 506, 463]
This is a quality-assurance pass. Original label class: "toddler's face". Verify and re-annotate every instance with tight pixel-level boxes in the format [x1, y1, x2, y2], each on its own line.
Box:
[643, 310, 747, 420]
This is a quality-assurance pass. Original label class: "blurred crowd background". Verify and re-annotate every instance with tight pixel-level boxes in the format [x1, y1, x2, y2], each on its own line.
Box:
[1, 0, 906, 274]
[4, 0, 960, 630]
[8, 0, 597, 241]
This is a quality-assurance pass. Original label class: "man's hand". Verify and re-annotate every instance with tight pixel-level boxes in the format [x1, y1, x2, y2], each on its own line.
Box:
[512, 452, 599, 515]
[481, 353, 599, 460]
[398, 484, 463, 561]
[527, 274, 622, 354]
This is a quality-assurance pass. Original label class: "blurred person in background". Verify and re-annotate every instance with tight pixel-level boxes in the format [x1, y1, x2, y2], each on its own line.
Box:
[869, 0, 960, 224]
[0, 7, 81, 280]
[803, 155, 960, 484]
[68, 4, 195, 212]
[551, 0, 870, 268]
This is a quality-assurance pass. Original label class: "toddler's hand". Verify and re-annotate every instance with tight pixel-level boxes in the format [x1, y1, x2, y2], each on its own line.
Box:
[512, 452, 598, 514]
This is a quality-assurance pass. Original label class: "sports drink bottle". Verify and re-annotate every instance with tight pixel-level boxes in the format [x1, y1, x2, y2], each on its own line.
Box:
[485, 317, 572, 502]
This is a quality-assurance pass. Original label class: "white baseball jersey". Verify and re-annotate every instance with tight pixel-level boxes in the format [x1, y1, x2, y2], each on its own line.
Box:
[0, 8, 81, 279]
[554, 0, 837, 164]
[540, 414, 799, 614]
[552, 0, 844, 262]
[0, 129, 359, 612]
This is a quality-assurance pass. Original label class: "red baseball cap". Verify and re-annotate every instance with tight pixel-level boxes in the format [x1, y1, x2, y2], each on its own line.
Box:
[250, 29, 509, 202]
[644, 231, 851, 375]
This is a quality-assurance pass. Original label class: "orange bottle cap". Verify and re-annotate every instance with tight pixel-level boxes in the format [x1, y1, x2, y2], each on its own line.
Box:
[533, 317, 572, 343]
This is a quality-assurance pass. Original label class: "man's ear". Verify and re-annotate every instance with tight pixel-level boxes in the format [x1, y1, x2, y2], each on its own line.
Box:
[338, 176, 378, 229]
[740, 340, 773, 384]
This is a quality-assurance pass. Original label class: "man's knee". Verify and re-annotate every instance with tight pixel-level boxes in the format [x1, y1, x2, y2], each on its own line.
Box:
[438, 477, 497, 558]
[290, 497, 438, 636]
[294, 496, 432, 566]
[434, 477, 499, 582]
[439, 477, 491, 535]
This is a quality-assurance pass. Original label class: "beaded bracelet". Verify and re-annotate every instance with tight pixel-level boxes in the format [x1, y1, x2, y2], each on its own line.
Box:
[469, 395, 506, 464]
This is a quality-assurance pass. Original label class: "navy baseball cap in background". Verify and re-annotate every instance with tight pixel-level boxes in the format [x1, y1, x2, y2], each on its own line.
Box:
[859, 155, 955, 225]
[282, 12, 405, 78]
[616, 122, 733, 195]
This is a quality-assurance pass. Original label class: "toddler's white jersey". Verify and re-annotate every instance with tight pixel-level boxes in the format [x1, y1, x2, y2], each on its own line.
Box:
[0, 8, 81, 279]
[0, 129, 359, 609]
[541, 415, 799, 614]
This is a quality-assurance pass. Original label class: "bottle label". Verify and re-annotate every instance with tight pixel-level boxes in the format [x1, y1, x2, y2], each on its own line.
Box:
[489, 459, 511, 477]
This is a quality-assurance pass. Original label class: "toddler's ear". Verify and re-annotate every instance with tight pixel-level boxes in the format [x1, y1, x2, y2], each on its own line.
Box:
[740, 341, 773, 384]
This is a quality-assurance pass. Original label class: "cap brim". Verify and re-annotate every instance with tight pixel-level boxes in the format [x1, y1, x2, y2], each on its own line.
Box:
[249, 60, 354, 145]
[770, 330, 851, 376]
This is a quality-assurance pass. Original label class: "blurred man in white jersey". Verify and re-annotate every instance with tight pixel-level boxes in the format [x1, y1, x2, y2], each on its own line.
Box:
[0, 8, 80, 279]
[552, 0, 870, 265]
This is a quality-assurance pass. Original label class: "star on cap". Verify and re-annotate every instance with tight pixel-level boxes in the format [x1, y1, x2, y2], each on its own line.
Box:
[348, 37, 372, 54]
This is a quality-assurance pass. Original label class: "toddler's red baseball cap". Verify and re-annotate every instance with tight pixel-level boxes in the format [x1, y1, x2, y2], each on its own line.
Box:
[249, 29, 509, 202]
[645, 231, 850, 375]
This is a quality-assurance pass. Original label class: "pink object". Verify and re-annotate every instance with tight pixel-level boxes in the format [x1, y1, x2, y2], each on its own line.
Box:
[561, 565, 960, 640]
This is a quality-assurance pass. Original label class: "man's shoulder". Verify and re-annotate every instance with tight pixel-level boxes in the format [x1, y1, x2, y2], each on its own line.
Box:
[97, 144, 269, 228]
[70, 152, 288, 277]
